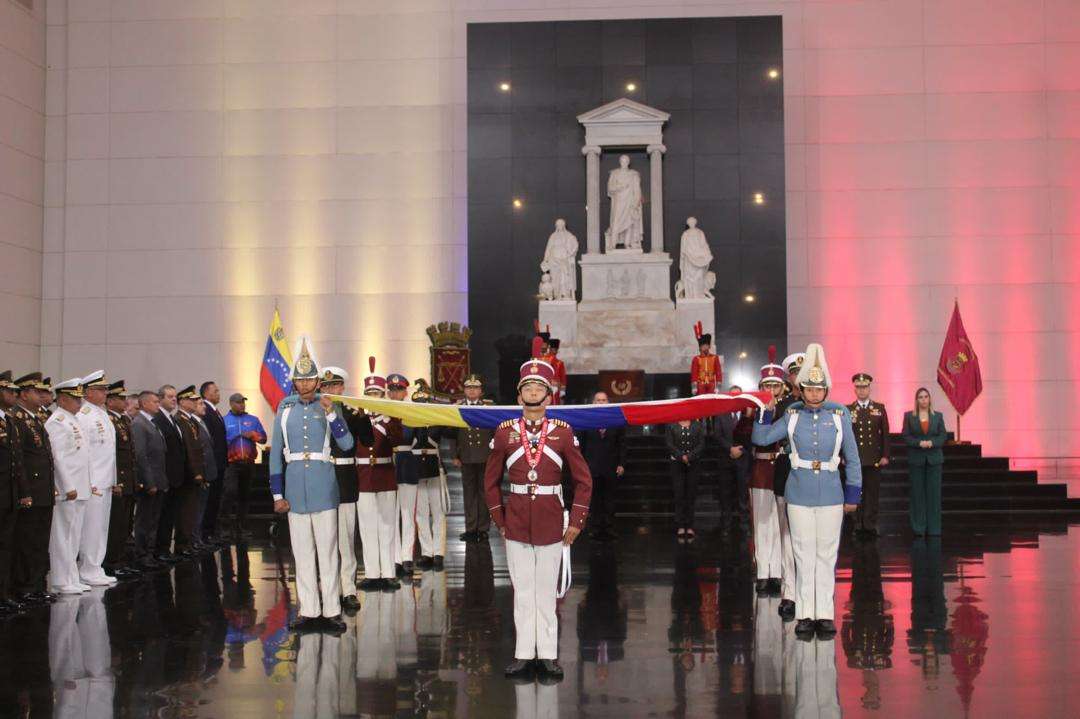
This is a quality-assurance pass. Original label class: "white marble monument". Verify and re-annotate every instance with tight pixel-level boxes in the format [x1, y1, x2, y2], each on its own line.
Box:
[538, 98, 715, 374]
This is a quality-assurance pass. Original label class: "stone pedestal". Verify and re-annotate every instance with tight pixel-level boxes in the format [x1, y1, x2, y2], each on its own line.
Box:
[578, 250, 673, 305]
[537, 299, 577, 345]
[675, 298, 716, 349]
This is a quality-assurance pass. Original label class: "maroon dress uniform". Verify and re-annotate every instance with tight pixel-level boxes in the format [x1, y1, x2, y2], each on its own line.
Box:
[484, 359, 592, 663]
[354, 358, 403, 583]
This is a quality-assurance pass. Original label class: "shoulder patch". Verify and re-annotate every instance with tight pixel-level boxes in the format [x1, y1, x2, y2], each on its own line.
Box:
[79, 405, 92, 414]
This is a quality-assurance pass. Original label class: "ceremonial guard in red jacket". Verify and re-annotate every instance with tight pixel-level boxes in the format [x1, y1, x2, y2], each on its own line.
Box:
[355, 357, 403, 590]
[546, 339, 568, 405]
[485, 359, 592, 681]
[690, 323, 721, 395]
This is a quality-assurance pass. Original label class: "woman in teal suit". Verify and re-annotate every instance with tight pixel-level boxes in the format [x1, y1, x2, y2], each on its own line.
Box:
[902, 387, 948, 536]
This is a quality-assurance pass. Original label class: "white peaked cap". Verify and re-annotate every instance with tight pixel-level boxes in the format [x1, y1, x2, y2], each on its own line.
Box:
[796, 343, 832, 389]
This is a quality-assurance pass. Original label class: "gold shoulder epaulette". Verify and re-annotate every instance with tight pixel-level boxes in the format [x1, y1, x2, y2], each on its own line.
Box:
[834, 408, 844, 415]
[498, 419, 516, 430]
[786, 408, 798, 415]
[551, 418, 570, 428]
[482, 399, 494, 405]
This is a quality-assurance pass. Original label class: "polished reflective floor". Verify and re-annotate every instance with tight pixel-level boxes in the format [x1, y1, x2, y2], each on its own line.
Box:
[4, 513, 1080, 718]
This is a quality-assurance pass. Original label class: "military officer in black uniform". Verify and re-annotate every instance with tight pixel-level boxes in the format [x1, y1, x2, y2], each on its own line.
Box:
[10, 373, 56, 606]
[453, 374, 493, 542]
[0, 370, 27, 614]
[848, 373, 890, 536]
[105, 380, 141, 578]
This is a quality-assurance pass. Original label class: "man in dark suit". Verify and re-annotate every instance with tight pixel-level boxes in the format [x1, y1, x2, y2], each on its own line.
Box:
[174, 386, 207, 556]
[714, 384, 752, 521]
[132, 391, 168, 569]
[848, 374, 890, 537]
[153, 385, 188, 562]
[198, 382, 228, 546]
[576, 391, 625, 540]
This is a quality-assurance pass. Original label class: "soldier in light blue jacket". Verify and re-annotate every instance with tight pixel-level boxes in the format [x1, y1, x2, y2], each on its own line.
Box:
[752, 343, 861, 640]
[269, 336, 354, 633]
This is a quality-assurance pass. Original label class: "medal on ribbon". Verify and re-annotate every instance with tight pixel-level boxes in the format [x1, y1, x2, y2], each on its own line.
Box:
[519, 418, 548, 482]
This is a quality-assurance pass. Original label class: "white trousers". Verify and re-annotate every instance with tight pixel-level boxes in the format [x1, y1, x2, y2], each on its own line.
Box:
[786, 503, 843, 621]
[506, 539, 562, 660]
[751, 488, 781, 580]
[775, 496, 796, 602]
[794, 637, 840, 719]
[357, 491, 397, 579]
[397, 484, 418, 563]
[514, 681, 560, 719]
[288, 508, 342, 619]
[338, 501, 358, 596]
[49, 499, 87, 591]
[416, 476, 446, 558]
[78, 491, 113, 582]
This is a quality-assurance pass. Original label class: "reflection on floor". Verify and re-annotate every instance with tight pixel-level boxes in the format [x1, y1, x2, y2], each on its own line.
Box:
[2, 513, 1080, 718]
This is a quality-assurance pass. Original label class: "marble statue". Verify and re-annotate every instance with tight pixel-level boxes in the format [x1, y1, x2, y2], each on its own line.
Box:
[605, 155, 644, 251]
[539, 272, 555, 301]
[676, 217, 713, 299]
[540, 219, 579, 301]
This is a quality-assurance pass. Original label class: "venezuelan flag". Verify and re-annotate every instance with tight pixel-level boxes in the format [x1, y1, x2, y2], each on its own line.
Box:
[260, 309, 293, 412]
[330, 391, 772, 430]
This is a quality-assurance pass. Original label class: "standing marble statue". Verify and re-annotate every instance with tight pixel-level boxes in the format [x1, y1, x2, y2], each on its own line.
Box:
[605, 155, 644, 251]
[677, 217, 713, 299]
[540, 219, 579, 301]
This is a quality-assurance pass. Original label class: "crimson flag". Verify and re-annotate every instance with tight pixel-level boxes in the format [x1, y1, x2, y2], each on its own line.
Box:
[936, 301, 983, 415]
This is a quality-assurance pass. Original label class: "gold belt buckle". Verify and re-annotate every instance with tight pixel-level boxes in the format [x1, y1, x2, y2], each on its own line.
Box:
[811, 460, 821, 473]
[527, 484, 537, 500]
[303, 451, 312, 460]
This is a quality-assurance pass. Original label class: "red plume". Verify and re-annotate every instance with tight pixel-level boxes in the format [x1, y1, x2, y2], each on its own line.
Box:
[545, 324, 550, 333]
[768, 345, 777, 364]
[533, 319, 540, 334]
[693, 321, 703, 340]
[368, 356, 376, 374]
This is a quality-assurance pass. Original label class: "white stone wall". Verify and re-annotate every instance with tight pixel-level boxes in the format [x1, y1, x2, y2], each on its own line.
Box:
[0, 0, 45, 369]
[38, 0, 1080, 457]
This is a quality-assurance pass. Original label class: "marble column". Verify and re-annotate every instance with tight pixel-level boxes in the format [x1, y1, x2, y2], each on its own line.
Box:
[647, 143, 666, 254]
[582, 145, 601, 254]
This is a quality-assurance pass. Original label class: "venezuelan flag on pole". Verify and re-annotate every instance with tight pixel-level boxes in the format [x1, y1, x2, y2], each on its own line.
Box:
[330, 391, 771, 430]
[260, 308, 293, 412]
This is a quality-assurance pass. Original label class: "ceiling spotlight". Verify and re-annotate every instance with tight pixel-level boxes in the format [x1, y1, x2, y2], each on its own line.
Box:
[753, 192, 765, 205]
[744, 293, 756, 303]
[625, 82, 637, 92]
[499, 82, 511, 92]
[767, 68, 780, 80]
[512, 198, 523, 209]
[738, 351, 748, 360]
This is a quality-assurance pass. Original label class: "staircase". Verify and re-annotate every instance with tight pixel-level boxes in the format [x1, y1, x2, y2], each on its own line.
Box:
[616, 430, 1080, 518]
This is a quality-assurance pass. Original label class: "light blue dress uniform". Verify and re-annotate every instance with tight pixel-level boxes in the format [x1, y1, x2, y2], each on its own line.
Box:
[752, 399, 862, 623]
[269, 394, 354, 514]
[269, 391, 354, 621]
[752, 400, 863, 506]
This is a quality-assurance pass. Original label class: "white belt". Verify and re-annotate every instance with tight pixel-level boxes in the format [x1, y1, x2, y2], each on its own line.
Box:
[412, 448, 439, 456]
[755, 451, 780, 461]
[356, 457, 392, 465]
[508, 483, 562, 497]
[285, 451, 331, 463]
[394, 445, 412, 452]
[791, 457, 840, 473]
[333, 458, 355, 466]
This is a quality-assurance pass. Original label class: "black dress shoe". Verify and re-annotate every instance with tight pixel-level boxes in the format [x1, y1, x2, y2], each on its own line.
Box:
[395, 563, 405, 577]
[754, 579, 771, 595]
[504, 659, 533, 678]
[0, 600, 26, 614]
[778, 599, 796, 622]
[433, 556, 444, 570]
[401, 561, 413, 575]
[815, 619, 837, 637]
[382, 578, 401, 591]
[322, 615, 347, 634]
[289, 616, 320, 633]
[341, 595, 361, 612]
[459, 531, 476, 542]
[767, 578, 782, 596]
[358, 578, 382, 591]
[535, 659, 564, 680]
[415, 556, 433, 569]
[795, 618, 816, 638]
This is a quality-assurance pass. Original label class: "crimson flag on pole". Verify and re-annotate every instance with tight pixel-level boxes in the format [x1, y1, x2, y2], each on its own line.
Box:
[936, 301, 983, 415]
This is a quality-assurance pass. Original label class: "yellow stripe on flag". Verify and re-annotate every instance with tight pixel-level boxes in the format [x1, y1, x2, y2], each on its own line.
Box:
[329, 395, 468, 428]
[270, 308, 293, 367]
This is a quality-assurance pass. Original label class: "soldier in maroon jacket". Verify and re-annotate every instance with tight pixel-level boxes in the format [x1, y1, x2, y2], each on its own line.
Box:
[485, 359, 592, 681]
[355, 358, 404, 591]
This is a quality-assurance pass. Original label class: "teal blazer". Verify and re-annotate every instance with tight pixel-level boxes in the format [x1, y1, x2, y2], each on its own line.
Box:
[902, 411, 947, 466]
